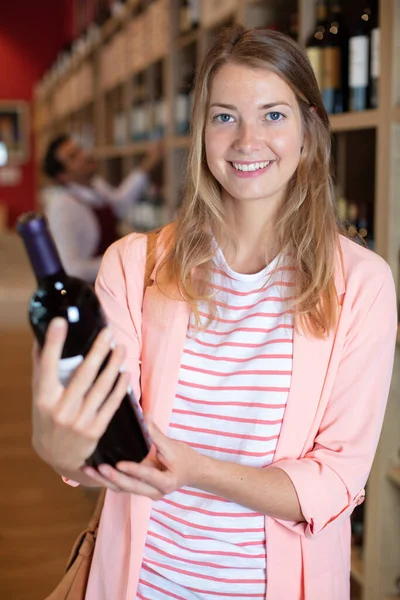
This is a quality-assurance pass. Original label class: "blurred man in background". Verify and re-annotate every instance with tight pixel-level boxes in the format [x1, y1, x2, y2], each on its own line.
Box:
[41, 134, 162, 282]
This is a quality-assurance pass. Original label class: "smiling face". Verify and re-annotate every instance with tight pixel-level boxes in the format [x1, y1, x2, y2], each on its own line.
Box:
[204, 62, 304, 212]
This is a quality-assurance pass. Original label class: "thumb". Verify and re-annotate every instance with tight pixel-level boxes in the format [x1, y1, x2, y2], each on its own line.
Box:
[146, 417, 171, 457]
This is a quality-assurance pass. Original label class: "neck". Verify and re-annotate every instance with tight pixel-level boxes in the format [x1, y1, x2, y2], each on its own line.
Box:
[219, 193, 282, 274]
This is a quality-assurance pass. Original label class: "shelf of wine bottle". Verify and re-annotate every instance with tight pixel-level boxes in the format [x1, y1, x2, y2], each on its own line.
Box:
[330, 109, 379, 132]
[93, 142, 152, 158]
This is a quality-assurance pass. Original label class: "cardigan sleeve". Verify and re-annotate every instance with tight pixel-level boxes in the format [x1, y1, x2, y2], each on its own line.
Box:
[94, 233, 148, 401]
[274, 261, 397, 538]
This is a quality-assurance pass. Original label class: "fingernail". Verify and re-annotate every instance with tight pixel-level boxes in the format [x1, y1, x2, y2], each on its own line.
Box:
[51, 318, 66, 329]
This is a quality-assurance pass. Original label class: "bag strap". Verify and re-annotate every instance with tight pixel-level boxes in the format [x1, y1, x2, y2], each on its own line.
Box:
[87, 228, 160, 535]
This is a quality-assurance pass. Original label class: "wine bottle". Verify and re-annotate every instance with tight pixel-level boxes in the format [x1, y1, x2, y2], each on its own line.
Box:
[16, 212, 151, 469]
[369, 0, 380, 108]
[188, 0, 200, 29]
[180, 0, 190, 33]
[305, 0, 329, 91]
[349, 4, 372, 111]
[323, 1, 347, 114]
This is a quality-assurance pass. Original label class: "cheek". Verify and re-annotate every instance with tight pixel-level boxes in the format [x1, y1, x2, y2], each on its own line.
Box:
[272, 129, 302, 157]
[205, 130, 223, 170]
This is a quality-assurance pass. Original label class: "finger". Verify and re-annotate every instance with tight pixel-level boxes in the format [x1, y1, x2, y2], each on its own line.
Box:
[88, 371, 131, 437]
[114, 460, 172, 494]
[97, 464, 164, 499]
[61, 327, 114, 409]
[78, 344, 127, 420]
[83, 467, 122, 493]
[32, 340, 40, 362]
[146, 419, 172, 463]
[36, 318, 68, 400]
[59, 344, 127, 425]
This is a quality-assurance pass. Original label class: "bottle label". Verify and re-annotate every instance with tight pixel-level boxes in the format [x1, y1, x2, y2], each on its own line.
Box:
[371, 28, 380, 79]
[306, 47, 323, 89]
[324, 47, 341, 89]
[59, 355, 84, 387]
[349, 36, 369, 88]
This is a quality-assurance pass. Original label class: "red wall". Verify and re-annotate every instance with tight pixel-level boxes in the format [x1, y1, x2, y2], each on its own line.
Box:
[0, 1, 74, 227]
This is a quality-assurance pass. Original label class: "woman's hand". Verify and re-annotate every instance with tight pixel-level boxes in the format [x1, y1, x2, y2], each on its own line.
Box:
[32, 317, 131, 473]
[83, 419, 202, 499]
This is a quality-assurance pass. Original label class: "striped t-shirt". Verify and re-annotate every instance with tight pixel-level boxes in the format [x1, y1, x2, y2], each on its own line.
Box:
[137, 248, 294, 600]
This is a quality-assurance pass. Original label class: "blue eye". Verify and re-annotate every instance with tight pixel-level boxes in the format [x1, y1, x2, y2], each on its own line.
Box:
[266, 111, 284, 122]
[214, 113, 234, 123]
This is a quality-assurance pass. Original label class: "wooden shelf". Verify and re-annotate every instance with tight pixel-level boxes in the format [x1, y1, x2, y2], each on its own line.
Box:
[93, 142, 153, 158]
[169, 136, 191, 149]
[350, 546, 364, 587]
[330, 110, 380, 133]
[387, 466, 400, 489]
[176, 29, 200, 49]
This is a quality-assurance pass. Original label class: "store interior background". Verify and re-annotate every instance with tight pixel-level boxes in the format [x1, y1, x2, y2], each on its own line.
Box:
[0, 1, 399, 599]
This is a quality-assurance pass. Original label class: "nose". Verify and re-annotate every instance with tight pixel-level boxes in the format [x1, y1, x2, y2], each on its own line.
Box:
[233, 121, 265, 154]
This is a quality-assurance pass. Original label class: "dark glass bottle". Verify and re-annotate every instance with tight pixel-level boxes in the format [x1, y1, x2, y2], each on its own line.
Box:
[369, 0, 380, 108]
[349, 4, 373, 111]
[16, 212, 151, 468]
[305, 0, 329, 92]
[323, 1, 348, 114]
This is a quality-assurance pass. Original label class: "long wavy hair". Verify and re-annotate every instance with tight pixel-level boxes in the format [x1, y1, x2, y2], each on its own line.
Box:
[157, 25, 342, 338]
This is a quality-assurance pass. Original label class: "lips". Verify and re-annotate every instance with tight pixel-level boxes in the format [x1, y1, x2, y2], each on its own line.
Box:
[228, 160, 275, 178]
[231, 161, 272, 172]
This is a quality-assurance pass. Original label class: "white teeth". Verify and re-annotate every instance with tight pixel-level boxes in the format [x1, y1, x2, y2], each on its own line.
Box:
[232, 161, 270, 172]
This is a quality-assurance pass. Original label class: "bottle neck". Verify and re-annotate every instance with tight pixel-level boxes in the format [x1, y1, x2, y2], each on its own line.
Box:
[37, 268, 68, 288]
[19, 222, 66, 282]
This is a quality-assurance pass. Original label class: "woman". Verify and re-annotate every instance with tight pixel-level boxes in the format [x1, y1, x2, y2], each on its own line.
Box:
[33, 27, 397, 600]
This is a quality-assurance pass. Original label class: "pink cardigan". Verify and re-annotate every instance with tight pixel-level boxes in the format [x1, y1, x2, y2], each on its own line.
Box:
[82, 226, 397, 600]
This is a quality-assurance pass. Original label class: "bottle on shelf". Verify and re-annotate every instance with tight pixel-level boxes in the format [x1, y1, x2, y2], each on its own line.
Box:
[16, 212, 151, 468]
[180, 0, 191, 33]
[131, 82, 149, 141]
[369, 0, 380, 109]
[336, 187, 348, 222]
[323, 1, 348, 114]
[349, 3, 373, 112]
[113, 111, 128, 146]
[127, 182, 164, 232]
[180, 0, 199, 34]
[109, 0, 127, 18]
[347, 202, 359, 237]
[175, 87, 190, 136]
[188, 0, 200, 30]
[305, 0, 329, 92]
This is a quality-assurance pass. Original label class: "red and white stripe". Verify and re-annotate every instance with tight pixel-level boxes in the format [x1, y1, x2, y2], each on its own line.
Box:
[138, 250, 294, 599]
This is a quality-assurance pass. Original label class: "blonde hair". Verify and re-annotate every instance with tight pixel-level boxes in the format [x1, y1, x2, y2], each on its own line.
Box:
[157, 25, 342, 338]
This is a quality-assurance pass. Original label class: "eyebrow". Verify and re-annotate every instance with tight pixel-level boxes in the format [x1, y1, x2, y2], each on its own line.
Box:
[209, 102, 292, 110]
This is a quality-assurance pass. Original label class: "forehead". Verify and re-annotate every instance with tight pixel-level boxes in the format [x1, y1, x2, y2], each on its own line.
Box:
[209, 62, 296, 105]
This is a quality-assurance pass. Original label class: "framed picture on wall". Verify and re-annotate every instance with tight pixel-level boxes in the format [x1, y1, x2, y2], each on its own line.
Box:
[0, 101, 30, 164]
